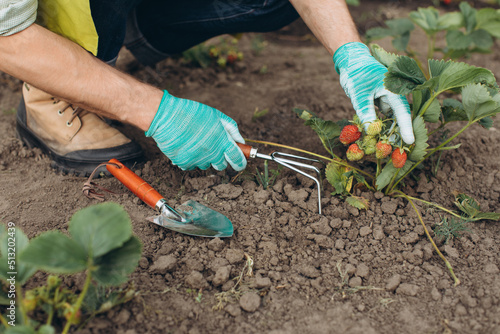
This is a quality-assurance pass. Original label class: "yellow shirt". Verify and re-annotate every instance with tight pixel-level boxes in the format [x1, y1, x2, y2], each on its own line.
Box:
[37, 0, 98, 55]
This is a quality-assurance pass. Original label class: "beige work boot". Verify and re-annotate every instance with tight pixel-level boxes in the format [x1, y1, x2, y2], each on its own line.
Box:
[16, 83, 143, 176]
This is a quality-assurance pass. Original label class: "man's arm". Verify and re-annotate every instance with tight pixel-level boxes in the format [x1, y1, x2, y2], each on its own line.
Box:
[0, 24, 162, 131]
[288, 0, 361, 56]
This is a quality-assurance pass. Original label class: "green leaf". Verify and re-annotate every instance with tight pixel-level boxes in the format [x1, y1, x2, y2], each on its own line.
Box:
[454, 192, 500, 221]
[365, 18, 415, 51]
[478, 116, 493, 129]
[438, 61, 496, 93]
[477, 20, 500, 38]
[437, 12, 464, 30]
[459, 2, 477, 34]
[476, 9, 500, 35]
[93, 236, 142, 286]
[37, 325, 56, 334]
[5, 326, 36, 334]
[442, 98, 468, 123]
[0, 227, 37, 285]
[376, 161, 414, 191]
[409, 7, 440, 35]
[446, 30, 472, 50]
[325, 162, 351, 196]
[470, 29, 494, 50]
[293, 108, 341, 154]
[428, 59, 451, 78]
[409, 116, 429, 162]
[20, 231, 87, 274]
[385, 56, 427, 95]
[370, 44, 398, 68]
[346, 196, 370, 210]
[69, 203, 132, 258]
[462, 83, 500, 121]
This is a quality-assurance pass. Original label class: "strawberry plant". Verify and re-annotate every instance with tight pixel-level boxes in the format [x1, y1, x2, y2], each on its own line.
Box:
[0, 203, 141, 333]
[365, 2, 500, 66]
[182, 36, 244, 69]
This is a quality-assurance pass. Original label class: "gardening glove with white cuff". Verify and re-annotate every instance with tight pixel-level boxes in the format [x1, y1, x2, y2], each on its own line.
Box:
[146, 90, 247, 171]
[333, 42, 415, 144]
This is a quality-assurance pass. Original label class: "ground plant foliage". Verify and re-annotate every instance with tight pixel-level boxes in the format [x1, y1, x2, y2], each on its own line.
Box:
[0, 1, 499, 333]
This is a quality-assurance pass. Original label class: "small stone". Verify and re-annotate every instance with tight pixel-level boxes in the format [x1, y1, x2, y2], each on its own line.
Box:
[255, 275, 272, 289]
[149, 255, 177, 274]
[254, 189, 270, 204]
[213, 266, 232, 286]
[386, 274, 401, 291]
[299, 265, 320, 278]
[335, 239, 345, 250]
[329, 218, 342, 229]
[400, 232, 420, 244]
[431, 287, 441, 301]
[373, 226, 385, 240]
[115, 309, 131, 325]
[484, 263, 499, 274]
[396, 283, 419, 296]
[311, 217, 332, 235]
[345, 263, 356, 275]
[138, 257, 149, 269]
[381, 200, 398, 214]
[374, 191, 384, 199]
[185, 271, 208, 289]
[226, 249, 245, 264]
[444, 245, 459, 258]
[208, 238, 225, 252]
[349, 276, 362, 287]
[359, 226, 372, 237]
[225, 304, 242, 317]
[356, 263, 370, 278]
[239, 292, 261, 312]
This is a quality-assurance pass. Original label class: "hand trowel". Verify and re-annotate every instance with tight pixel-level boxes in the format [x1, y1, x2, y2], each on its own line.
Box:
[106, 159, 233, 237]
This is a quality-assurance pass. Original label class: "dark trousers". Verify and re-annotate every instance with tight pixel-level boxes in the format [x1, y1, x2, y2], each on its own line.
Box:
[89, 0, 299, 65]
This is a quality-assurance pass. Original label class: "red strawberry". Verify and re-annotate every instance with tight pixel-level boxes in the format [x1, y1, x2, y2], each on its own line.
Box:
[392, 148, 407, 168]
[346, 143, 364, 161]
[375, 142, 392, 159]
[227, 51, 238, 64]
[366, 120, 383, 136]
[340, 125, 362, 145]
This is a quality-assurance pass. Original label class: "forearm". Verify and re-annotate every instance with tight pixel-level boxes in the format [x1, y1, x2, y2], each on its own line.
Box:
[0, 24, 162, 131]
[289, 0, 361, 56]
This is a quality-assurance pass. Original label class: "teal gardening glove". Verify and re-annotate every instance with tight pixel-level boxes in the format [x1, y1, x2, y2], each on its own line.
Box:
[333, 42, 415, 144]
[146, 91, 247, 171]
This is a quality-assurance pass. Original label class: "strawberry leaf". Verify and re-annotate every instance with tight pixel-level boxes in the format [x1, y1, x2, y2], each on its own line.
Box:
[446, 30, 472, 50]
[370, 44, 398, 68]
[428, 59, 451, 78]
[459, 2, 476, 34]
[442, 98, 468, 123]
[409, 7, 441, 35]
[462, 83, 500, 121]
[454, 192, 500, 221]
[293, 108, 341, 155]
[325, 162, 352, 196]
[366, 19, 414, 52]
[409, 116, 429, 162]
[438, 62, 496, 93]
[385, 56, 427, 95]
[346, 196, 370, 210]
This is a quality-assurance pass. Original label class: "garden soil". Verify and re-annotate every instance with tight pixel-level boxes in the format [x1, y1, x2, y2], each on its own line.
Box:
[1, 1, 500, 333]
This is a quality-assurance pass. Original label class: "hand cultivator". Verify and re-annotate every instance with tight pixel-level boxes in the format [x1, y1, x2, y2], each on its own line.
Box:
[237, 143, 324, 214]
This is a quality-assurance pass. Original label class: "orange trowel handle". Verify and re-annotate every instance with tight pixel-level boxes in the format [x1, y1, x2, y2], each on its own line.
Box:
[106, 159, 163, 209]
[237, 143, 253, 159]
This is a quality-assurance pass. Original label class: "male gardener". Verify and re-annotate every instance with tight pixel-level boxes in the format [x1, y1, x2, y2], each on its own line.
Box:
[0, 0, 414, 176]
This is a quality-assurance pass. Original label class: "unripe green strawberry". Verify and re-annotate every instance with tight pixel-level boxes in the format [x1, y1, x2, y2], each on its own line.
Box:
[362, 136, 377, 155]
[375, 142, 392, 159]
[346, 143, 364, 161]
[392, 148, 407, 168]
[340, 125, 362, 145]
[366, 120, 383, 136]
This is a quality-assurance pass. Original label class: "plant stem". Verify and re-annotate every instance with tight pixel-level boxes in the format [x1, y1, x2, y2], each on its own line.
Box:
[389, 122, 473, 192]
[384, 167, 401, 195]
[394, 191, 460, 286]
[427, 33, 436, 61]
[47, 286, 60, 325]
[62, 271, 92, 334]
[16, 284, 28, 325]
[0, 314, 9, 327]
[393, 194, 462, 218]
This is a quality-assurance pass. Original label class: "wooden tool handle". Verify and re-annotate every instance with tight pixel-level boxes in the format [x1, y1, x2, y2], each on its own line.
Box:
[106, 159, 163, 209]
[237, 143, 253, 159]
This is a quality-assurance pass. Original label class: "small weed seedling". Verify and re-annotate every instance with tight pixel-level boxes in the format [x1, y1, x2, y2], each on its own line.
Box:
[0, 203, 142, 334]
[433, 216, 471, 244]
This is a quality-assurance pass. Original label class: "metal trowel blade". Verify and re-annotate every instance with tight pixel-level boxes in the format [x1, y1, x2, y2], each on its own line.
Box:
[146, 200, 233, 237]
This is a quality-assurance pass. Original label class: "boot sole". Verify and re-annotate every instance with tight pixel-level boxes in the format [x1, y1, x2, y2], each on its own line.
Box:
[16, 104, 143, 177]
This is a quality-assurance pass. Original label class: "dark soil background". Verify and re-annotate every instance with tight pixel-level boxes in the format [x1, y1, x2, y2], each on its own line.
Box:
[1, 1, 499, 333]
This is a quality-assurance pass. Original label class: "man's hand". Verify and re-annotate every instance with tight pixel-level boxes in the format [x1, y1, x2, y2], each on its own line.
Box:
[146, 91, 247, 171]
[333, 42, 415, 144]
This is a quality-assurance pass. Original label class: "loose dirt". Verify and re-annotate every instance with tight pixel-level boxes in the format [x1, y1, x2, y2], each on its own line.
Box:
[1, 1, 499, 333]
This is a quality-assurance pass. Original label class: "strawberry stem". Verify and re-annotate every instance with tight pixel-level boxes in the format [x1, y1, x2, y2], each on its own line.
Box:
[393, 190, 460, 286]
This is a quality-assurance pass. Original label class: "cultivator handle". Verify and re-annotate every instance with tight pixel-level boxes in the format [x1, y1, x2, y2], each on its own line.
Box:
[237, 143, 253, 159]
[106, 159, 163, 209]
